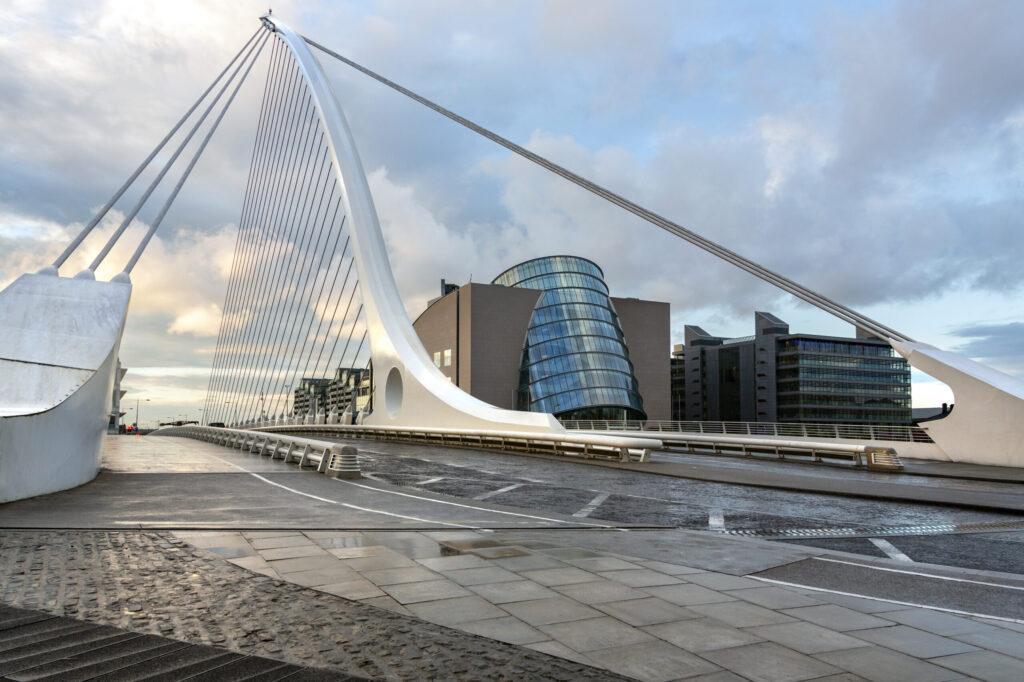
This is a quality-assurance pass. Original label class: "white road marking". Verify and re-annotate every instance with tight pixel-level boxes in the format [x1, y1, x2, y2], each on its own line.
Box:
[474, 483, 524, 501]
[708, 509, 725, 530]
[751, 576, 1024, 625]
[869, 538, 913, 563]
[813, 556, 1024, 591]
[208, 455, 473, 528]
[573, 492, 610, 518]
[332, 478, 612, 527]
[415, 476, 445, 486]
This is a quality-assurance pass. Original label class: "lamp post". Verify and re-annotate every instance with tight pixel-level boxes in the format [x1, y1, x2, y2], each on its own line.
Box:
[135, 398, 150, 434]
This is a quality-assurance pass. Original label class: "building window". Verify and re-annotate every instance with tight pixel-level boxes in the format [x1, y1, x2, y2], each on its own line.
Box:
[443, 349, 452, 367]
[433, 351, 441, 368]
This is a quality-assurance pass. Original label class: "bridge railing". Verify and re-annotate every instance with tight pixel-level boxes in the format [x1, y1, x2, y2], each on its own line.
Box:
[216, 416, 665, 463]
[560, 419, 933, 444]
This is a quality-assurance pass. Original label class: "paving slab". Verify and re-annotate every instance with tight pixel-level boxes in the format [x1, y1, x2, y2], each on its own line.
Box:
[492, 554, 566, 571]
[258, 545, 329, 561]
[689, 600, 797, 627]
[381, 579, 471, 604]
[700, 642, 840, 682]
[565, 557, 643, 572]
[643, 583, 737, 606]
[880, 608, 999, 636]
[526, 640, 597, 666]
[852, 625, 978, 658]
[502, 597, 605, 626]
[685, 572, 764, 591]
[468, 580, 559, 604]
[267, 555, 343, 574]
[746, 622, 871, 655]
[584, 639, 721, 682]
[406, 596, 508, 626]
[725, 586, 825, 610]
[457, 616, 549, 645]
[444, 566, 521, 586]
[643, 617, 763, 652]
[782, 605, 896, 631]
[360, 566, 439, 586]
[814, 646, 964, 681]
[951, 626, 1024, 658]
[416, 555, 492, 571]
[250, 535, 314, 550]
[593, 598, 700, 627]
[522, 567, 601, 586]
[552, 580, 648, 605]
[539, 616, 655, 652]
[597, 569, 683, 587]
[281, 567, 359, 587]
[930, 650, 1024, 682]
[315, 579, 386, 600]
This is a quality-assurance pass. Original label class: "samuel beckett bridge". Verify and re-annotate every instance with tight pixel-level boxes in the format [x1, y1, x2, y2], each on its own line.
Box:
[1, 13, 1022, 505]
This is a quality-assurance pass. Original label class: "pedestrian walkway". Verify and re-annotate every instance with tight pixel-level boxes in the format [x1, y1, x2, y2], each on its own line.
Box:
[177, 528, 1024, 681]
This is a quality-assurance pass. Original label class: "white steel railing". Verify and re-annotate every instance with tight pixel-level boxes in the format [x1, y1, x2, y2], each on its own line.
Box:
[211, 416, 664, 463]
[560, 419, 933, 444]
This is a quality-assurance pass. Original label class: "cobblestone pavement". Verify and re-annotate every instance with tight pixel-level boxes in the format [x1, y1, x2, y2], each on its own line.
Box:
[0, 530, 622, 681]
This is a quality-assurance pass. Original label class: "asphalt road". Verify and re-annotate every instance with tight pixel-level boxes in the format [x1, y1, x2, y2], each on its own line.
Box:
[314, 436, 1024, 576]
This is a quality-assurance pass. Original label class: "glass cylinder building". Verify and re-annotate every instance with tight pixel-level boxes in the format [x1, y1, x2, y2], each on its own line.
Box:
[492, 256, 646, 420]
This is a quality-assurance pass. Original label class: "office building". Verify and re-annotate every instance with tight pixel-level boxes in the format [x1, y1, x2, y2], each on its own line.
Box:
[671, 312, 911, 425]
[414, 255, 671, 420]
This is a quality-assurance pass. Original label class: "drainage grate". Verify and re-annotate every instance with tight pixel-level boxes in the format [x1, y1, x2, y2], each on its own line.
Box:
[713, 518, 1024, 539]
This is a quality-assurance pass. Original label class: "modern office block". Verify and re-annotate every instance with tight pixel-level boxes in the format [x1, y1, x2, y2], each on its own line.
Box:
[671, 312, 911, 425]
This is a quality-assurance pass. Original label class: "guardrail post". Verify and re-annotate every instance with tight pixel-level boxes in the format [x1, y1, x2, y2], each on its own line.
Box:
[297, 444, 312, 467]
[282, 442, 294, 462]
[317, 447, 331, 473]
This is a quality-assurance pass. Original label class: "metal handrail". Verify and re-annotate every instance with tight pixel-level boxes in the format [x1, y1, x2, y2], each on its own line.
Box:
[560, 419, 933, 444]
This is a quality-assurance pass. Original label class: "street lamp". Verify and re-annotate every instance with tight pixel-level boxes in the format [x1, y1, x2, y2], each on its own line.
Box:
[134, 398, 150, 434]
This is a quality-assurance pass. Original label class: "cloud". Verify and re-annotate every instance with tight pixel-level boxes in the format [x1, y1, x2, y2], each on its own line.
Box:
[4, 0, 1024, 424]
[952, 322, 1024, 374]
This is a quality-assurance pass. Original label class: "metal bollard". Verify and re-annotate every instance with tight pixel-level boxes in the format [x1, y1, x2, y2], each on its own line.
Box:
[328, 445, 361, 479]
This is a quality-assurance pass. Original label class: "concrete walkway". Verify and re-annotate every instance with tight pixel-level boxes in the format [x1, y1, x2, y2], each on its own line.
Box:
[179, 527, 1024, 681]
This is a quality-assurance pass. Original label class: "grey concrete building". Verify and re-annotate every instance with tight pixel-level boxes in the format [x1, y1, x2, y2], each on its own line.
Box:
[414, 256, 671, 420]
[671, 312, 911, 425]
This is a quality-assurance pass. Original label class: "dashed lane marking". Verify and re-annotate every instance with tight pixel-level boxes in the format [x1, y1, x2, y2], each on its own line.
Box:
[207, 455, 473, 528]
[573, 492, 611, 518]
[415, 477, 445, 486]
[869, 538, 914, 562]
[473, 483, 524, 501]
[331, 478, 613, 528]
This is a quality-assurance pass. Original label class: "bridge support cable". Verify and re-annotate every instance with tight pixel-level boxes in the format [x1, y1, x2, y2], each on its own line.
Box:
[206, 55, 307, 424]
[233, 172, 342, 421]
[51, 27, 264, 272]
[226, 128, 328, 420]
[123, 33, 272, 273]
[208, 61, 315, 422]
[304, 38, 911, 344]
[259, 220, 351, 419]
[202, 39, 284, 422]
[205, 50, 302, 424]
[202, 31, 374, 425]
[86, 30, 270, 274]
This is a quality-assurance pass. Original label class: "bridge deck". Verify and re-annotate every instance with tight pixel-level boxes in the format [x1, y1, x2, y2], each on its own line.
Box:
[0, 435, 617, 530]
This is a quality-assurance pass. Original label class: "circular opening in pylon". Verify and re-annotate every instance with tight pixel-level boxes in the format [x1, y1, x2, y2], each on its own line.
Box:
[384, 367, 403, 419]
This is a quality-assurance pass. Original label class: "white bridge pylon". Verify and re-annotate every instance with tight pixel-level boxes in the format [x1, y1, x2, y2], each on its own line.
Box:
[256, 16, 559, 434]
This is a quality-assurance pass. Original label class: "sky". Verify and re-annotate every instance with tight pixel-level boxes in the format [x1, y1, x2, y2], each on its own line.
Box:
[1, 0, 1022, 426]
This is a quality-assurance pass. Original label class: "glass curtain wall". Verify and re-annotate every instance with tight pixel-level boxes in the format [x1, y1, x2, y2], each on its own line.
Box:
[493, 256, 646, 420]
